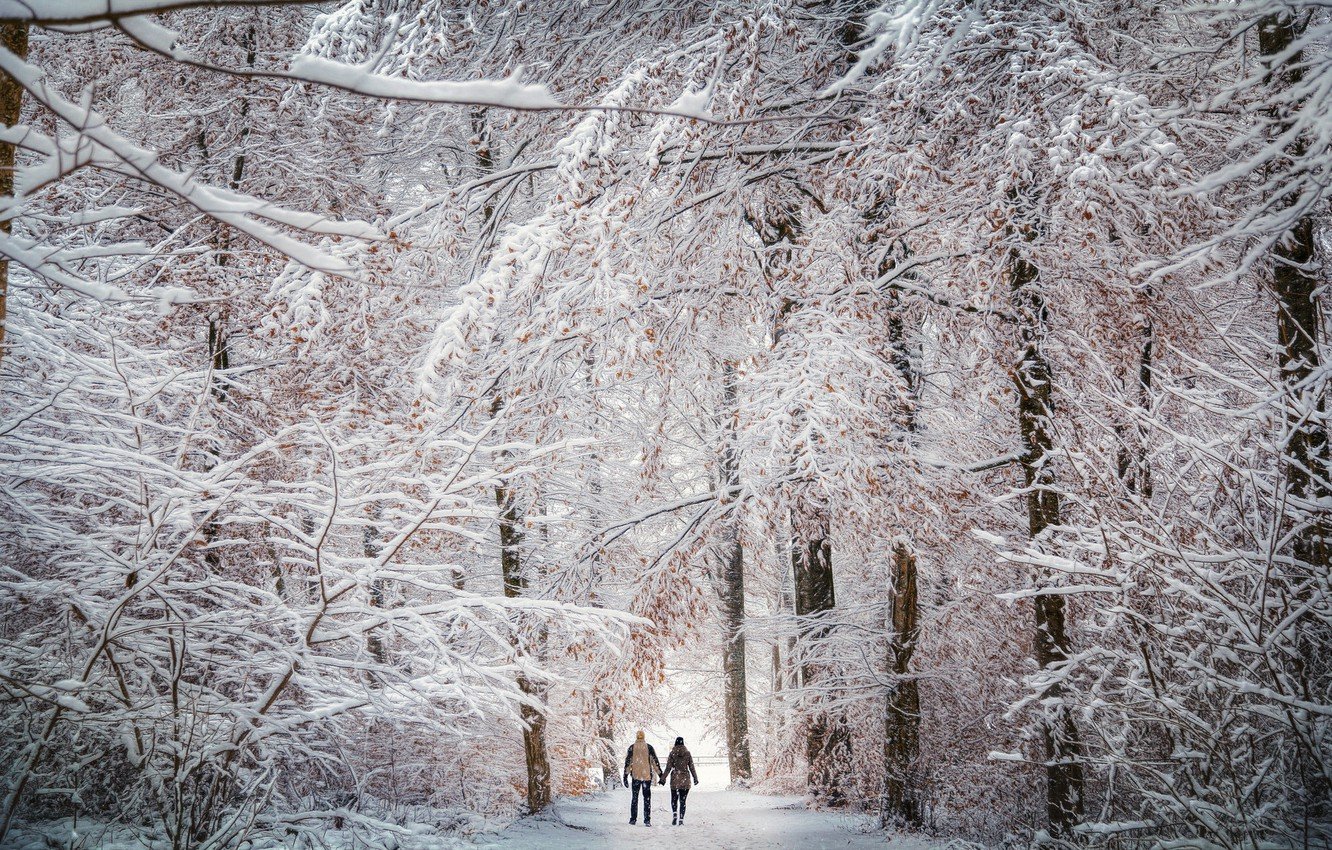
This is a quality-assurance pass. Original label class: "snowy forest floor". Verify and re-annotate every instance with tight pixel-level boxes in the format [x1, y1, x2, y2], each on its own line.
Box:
[11, 789, 949, 850]
[469, 788, 938, 849]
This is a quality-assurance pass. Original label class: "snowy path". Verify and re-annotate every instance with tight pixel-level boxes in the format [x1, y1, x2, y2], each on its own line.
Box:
[472, 788, 925, 849]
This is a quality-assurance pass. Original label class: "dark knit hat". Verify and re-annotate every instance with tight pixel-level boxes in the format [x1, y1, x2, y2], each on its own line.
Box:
[675, 736, 684, 745]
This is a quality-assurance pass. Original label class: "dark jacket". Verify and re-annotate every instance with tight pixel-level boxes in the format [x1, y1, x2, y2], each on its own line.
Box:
[623, 741, 661, 782]
[661, 744, 698, 790]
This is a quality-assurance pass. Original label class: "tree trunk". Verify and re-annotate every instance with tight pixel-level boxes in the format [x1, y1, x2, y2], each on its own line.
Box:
[718, 359, 753, 782]
[497, 478, 552, 814]
[882, 542, 921, 827]
[582, 356, 620, 788]
[0, 21, 28, 363]
[751, 199, 848, 804]
[1009, 247, 1085, 835]
[364, 504, 388, 671]
[301, 513, 320, 603]
[782, 539, 798, 692]
[1258, 11, 1331, 820]
[1115, 316, 1154, 499]
[1259, 12, 1329, 574]
[878, 243, 925, 826]
[594, 692, 618, 789]
[768, 534, 796, 769]
[517, 677, 552, 813]
[791, 492, 848, 805]
[1271, 222, 1327, 561]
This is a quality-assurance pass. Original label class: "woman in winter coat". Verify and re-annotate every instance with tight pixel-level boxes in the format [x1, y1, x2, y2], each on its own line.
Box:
[659, 736, 699, 825]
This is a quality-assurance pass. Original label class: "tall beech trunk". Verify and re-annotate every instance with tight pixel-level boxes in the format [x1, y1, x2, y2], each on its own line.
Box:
[594, 692, 618, 789]
[302, 514, 321, 603]
[588, 440, 620, 786]
[769, 534, 797, 756]
[1115, 315, 1154, 499]
[0, 21, 27, 363]
[882, 542, 920, 827]
[497, 477, 552, 814]
[781, 538, 798, 692]
[1009, 247, 1085, 834]
[364, 504, 388, 671]
[718, 359, 753, 782]
[198, 312, 230, 582]
[474, 103, 548, 810]
[1260, 13, 1329, 572]
[195, 26, 255, 585]
[752, 200, 849, 803]
[791, 493, 848, 805]
[579, 355, 620, 787]
[878, 237, 925, 826]
[1258, 12, 1331, 819]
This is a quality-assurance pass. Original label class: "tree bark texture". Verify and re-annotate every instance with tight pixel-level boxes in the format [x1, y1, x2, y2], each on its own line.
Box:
[1009, 247, 1085, 835]
[874, 206, 925, 824]
[1115, 316, 1154, 499]
[769, 536, 797, 765]
[791, 493, 849, 805]
[751, 197, 850, 800]
[581, 356, 620, 788]
[497, 480, 552, 814]
[364, 506, 388, 671]
[718, 359, 753, 782]
[1259, 13, 1329, 573]
[882, 542, 921, 827]
[1258, 11, 1331, 820]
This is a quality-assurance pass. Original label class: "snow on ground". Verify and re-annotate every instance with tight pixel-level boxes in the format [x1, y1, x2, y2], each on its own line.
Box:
[8, 790, 947, 850]
[472, 788, 940, 849]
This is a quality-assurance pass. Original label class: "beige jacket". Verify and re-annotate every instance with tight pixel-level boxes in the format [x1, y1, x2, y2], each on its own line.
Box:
[623, 741, 661, 782]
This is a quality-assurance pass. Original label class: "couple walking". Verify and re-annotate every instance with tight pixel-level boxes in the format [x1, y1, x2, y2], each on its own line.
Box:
[622, 731, 698, 826]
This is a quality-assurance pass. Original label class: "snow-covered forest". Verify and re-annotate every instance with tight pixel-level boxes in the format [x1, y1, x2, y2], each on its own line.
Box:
[1, 0, 1329, 847]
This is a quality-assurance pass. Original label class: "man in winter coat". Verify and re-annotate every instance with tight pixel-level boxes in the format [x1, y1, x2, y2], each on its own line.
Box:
[659, 736, 699, 825]
[622, 730, 662, 826]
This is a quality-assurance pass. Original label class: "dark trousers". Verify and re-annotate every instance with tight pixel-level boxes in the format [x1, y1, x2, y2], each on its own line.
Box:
[670, 786, 689, 820]
[630, 779, 652, 823]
